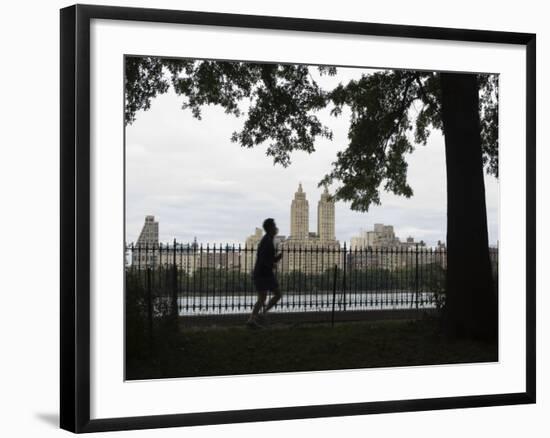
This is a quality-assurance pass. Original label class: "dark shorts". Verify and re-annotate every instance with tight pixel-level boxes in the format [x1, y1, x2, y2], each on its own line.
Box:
[253, 274, 279, 292]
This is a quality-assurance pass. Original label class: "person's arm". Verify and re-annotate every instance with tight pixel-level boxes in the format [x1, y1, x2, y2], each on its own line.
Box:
[265, 238, 276, 269]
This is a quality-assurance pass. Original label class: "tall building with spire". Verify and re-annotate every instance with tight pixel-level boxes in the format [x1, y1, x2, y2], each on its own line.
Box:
[282, 183, 341, 274]
[317, 187, 335, 241]
[290, 182, 309, 240]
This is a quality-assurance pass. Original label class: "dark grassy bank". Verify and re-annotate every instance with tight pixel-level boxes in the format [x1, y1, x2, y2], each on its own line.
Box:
[126, 317, 498, 380]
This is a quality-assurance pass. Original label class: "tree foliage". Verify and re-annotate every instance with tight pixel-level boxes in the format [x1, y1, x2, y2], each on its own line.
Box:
[125, 57, 498, 212]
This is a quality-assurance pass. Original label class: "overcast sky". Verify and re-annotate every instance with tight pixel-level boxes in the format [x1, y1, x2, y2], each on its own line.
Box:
[125, 65, 499, 247]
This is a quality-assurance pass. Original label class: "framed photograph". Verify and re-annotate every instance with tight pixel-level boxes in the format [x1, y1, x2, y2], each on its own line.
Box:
[60, 4, 536, 433]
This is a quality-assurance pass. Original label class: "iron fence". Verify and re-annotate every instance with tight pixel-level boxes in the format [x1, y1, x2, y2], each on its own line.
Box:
[124, 242, 498, 318]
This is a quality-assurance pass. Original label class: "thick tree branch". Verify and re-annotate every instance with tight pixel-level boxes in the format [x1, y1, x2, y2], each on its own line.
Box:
[414, 73, 439, 114]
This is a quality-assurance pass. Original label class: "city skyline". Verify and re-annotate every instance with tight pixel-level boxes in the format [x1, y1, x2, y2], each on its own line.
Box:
[126, 177, 499, 247]
[129, 182, 467, 249]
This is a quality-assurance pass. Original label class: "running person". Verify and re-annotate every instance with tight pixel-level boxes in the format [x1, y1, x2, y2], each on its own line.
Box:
[247, 218, 283, 327]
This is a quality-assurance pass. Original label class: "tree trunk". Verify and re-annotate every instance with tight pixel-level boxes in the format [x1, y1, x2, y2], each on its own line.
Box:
[440, 72, 497, 341]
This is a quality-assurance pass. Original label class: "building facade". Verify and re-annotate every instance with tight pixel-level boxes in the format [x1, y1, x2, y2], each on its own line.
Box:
[290, 183, 309, 240]
[349, 224, 447, 270]
[280, 184, 341, 274]
[131, 215, 159, 267]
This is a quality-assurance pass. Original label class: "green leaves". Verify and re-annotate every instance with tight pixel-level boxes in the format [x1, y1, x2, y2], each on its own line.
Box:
[478, 74, 499, 177]
[125, 58, 499, 212]
[321, 71, 420, 211]
[125, 57, 170, 125]
[322, 70, 497, 211]
[170, 60, 259, 119]
[413, 73, 442, 145]
[231, 64, 332, 167]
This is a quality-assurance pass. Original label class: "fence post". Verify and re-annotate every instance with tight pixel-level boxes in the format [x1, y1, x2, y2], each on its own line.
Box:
[415, 244, 419, 309]
[172, 238, 178, 322]
[146, 258, 153, 356]
[342, 242, 347, 312]
[331, 264, 338, 327]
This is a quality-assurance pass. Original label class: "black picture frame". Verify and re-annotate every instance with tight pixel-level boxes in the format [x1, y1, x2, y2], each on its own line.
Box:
[60, 3, 536, 433]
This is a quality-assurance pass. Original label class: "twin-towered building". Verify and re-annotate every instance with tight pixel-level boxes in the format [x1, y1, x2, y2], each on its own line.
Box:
[281, 183, 342, 273]
[241, 183, 342, 274]
[291, 183, 336, 241]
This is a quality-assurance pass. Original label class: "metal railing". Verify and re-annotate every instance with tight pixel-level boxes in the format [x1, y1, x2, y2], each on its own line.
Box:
[125, 241, 498, 317]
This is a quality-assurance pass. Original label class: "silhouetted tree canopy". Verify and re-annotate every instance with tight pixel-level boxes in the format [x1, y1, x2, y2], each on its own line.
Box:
[125, 57, 498, 213]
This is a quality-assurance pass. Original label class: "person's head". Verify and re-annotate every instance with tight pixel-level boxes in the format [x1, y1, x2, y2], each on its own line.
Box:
[262, 218, 278, 237]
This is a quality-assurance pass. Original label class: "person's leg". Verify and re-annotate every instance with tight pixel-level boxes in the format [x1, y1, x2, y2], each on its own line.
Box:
[263, 288, 281, 314]
[249, 291, 267, 321]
